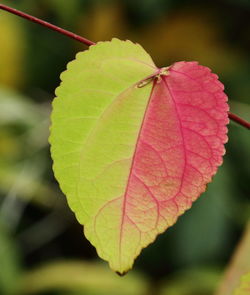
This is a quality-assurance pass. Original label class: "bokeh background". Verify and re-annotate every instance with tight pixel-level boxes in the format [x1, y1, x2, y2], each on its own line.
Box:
[0, 0, 249, 294]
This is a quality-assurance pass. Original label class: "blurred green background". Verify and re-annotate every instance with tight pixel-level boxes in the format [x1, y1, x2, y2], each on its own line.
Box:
[0, 0, 249, 294]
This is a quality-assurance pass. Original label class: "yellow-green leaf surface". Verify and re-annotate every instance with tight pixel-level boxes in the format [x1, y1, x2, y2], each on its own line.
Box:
[50, 39, 157, 273]
[234, 272, 250, 295]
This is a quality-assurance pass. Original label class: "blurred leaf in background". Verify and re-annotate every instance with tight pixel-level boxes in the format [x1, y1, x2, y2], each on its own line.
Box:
[0, 223, 21, 295]
[0, 87, 55, 208]
[216, 222, 250, 295]
[0, 12, 25, 88]
[234, 272, 250, 295]
[19, 260, 147, 295]
[159, 267, 221, 295]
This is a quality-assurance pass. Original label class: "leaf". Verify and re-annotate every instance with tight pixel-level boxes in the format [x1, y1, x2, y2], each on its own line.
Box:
[0, 87, 46, 127]
[234, 272, 250, 295]
[50, 38, 229, 274]
[0, 223, 21, 295]
[216, 222, 250, 295]
[0, 87, 54, 208]
[20, 260, 147, 295]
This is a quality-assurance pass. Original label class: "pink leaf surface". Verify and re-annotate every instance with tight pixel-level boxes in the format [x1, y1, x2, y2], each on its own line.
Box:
[116, 61, 229, 268]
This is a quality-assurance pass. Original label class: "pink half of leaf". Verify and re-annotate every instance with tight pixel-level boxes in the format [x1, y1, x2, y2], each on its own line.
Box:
[120, 61, 229, 257]
[91, 61, 229, 273]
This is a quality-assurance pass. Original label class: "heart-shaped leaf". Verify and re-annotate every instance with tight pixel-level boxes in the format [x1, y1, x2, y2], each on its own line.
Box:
[50, 38, 229, 274]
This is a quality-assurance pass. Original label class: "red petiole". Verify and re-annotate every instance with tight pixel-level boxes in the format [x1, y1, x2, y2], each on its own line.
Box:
[228, 112, 250, 129]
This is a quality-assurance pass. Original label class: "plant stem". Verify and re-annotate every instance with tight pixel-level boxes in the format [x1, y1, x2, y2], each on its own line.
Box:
[0, 4, 95, 46]
[1, 4, 250, 130]
[228, 112, 250, 129]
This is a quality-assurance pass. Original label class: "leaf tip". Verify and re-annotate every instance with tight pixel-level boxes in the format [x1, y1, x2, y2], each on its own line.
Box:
[116, 270, 128, 277]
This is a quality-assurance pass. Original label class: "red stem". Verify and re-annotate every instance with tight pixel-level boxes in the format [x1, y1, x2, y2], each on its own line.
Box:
[228, 112, 250, 129]
[1, 4, 250, 130]
[0, 4, 95, 46]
